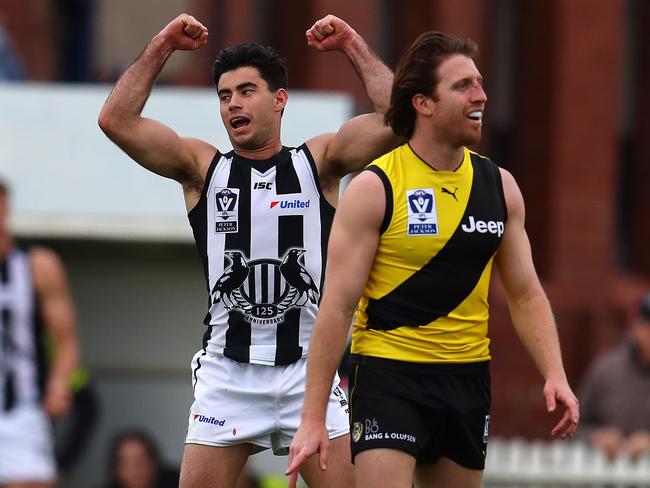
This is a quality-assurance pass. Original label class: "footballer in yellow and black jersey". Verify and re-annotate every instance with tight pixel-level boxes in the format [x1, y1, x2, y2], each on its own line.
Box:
[351, 143, 507, 364]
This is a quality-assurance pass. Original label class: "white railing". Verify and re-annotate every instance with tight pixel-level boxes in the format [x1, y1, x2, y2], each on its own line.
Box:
[484, 438, 650, 487]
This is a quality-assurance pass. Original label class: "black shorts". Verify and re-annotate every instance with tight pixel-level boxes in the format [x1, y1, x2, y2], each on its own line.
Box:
[348, 355, 491, 470]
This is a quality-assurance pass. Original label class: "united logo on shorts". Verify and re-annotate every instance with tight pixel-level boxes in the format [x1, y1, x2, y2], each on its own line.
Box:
[210, 249, 319, 325]
[352, 421, 363, 443]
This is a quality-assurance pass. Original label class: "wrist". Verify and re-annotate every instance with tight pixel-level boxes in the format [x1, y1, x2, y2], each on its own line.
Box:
[150, 33, 176, 60]
[341, 30, 364, 58]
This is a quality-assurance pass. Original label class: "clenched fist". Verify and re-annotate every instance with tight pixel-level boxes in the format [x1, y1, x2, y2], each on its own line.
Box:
[158, 13, 209, 51]
[305, 14, 358, 52]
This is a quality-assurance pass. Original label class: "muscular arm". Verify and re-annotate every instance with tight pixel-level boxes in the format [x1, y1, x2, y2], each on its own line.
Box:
[30, 248, 79, 417]
[305, 16, 401, 189]
[286, 171, 384, 482]
[495, 168, 579, 438]
[98, 14, 215, 208]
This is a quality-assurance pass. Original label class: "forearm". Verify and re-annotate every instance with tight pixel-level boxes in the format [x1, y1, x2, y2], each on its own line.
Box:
[342, 34, 392, 114]
[301, 299, 354, 424]
[509, 286, 567, 382]
[48, 333, 79, 390]
[101, 35, 174, 128]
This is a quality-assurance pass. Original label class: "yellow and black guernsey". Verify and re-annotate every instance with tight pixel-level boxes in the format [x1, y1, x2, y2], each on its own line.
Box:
[351, 144, 507, 364]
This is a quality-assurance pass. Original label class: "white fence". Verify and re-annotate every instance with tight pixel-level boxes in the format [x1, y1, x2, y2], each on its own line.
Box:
[485, 438, 650, 487]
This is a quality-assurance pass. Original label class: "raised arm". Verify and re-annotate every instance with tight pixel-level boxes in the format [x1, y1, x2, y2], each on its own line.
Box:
[30, 248, 79, 418]
[495, 168, 579, 438]
[98, 14, 215, 206]
[305, 15, 401, 182]
[286, 171, 384, 485]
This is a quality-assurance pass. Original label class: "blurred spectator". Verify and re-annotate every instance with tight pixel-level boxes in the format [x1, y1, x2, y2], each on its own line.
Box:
[578, 292, 650, 460]
[0, 20, 25, 80]
[102, 430, 179, 488]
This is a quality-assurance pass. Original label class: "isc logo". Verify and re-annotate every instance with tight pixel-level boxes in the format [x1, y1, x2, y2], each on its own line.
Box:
[253, 182, 273, 190]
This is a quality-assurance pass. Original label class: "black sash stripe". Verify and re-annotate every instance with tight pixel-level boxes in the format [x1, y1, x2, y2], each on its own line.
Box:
[223, 158, 252, 363]
[365, 156, 506, 330]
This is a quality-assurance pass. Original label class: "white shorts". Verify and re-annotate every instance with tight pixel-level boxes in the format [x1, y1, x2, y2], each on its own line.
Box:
[186, 350, 349, 454]
[0, 405, 56, 484]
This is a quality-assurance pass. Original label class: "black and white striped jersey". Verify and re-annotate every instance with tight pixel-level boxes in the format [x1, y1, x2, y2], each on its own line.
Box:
[0, 248, 46, 411]
[188, 144, 334, 366]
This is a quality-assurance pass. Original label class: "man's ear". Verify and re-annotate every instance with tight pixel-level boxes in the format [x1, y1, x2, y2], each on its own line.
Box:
[412, 93, 434, 116]
[275, 89, 289, 112]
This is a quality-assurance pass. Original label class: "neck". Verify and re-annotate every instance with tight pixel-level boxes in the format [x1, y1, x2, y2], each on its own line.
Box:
[408, 131, 465, 172]
[233, 140, 283, 160]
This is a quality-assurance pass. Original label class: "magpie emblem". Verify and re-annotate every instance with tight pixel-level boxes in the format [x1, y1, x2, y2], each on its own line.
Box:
[211, 249, 319, 325]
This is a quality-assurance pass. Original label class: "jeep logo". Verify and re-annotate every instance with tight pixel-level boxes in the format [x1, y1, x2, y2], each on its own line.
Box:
[461, 216, 504, 237]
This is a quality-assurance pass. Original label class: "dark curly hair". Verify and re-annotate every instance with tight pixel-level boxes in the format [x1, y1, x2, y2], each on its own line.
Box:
[212, 42, 288, 91]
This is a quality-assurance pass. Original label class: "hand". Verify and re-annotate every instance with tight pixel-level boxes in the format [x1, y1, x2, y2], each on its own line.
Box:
[286, 421, 330, 488]
[43, 380, 71, 418]
[590, 427, 624, 460]
[544, 379, 579, 439]
[624, 430, 650, 460]
[158, 14, 208, 51]
[305, 14, 357, 52]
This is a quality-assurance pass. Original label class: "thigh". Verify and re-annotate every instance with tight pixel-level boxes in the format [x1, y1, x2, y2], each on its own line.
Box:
[355, 448, 416, 488]
[349, 364, 429, 462]
[415, 457, 483, 488]
[299, 434, 354, 488]
[187, 352, 276, 450]
[434, 365, 491, 470]
[180, 443, 253, 488]
[276, 359, 349, 454]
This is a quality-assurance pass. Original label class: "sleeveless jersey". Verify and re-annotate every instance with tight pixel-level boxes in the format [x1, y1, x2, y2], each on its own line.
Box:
[0, 248, 46, 411]
[352, 144, 507, 363]
[188, 145, 334, 366]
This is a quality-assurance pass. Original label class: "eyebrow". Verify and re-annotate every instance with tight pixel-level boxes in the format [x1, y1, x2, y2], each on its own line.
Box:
[452, 76, 483, 86]
[218, 82, 258, 96]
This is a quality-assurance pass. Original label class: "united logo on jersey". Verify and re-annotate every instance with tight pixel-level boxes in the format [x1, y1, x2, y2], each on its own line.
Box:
[210, 249, 319, 325]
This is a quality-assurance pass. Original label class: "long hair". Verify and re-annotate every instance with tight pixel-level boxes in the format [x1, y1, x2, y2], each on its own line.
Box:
[385, 32, 478, 139]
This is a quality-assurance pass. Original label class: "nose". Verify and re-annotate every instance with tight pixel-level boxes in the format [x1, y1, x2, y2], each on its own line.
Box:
[228, 93, 242, 111]
[472, 82, 487, 104]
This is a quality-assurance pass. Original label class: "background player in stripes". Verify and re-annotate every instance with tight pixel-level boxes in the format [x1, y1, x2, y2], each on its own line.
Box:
[99, 12, 400, 488]
[0, 179, 80, 487]
[287, 31, 579, 488]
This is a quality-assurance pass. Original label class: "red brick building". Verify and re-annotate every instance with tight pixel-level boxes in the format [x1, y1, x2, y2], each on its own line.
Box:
[2, 0, 649, 439]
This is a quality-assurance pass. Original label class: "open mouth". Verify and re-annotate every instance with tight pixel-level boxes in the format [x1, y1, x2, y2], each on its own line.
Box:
[467, 110, 483, 123]
[230, 116, 251, 130]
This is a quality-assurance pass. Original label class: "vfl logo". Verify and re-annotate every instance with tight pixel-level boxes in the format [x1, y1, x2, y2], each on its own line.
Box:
[441, 186, 458, 201]
[211, 249, 319, 325]
[214, 188, 239, 233]
[352, 422, 363, 443]
[406, 188, 438, 236]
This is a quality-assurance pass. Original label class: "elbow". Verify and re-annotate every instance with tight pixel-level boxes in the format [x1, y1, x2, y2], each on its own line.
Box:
[97, 105, 126, 140]
[97, 108, 115, 137]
